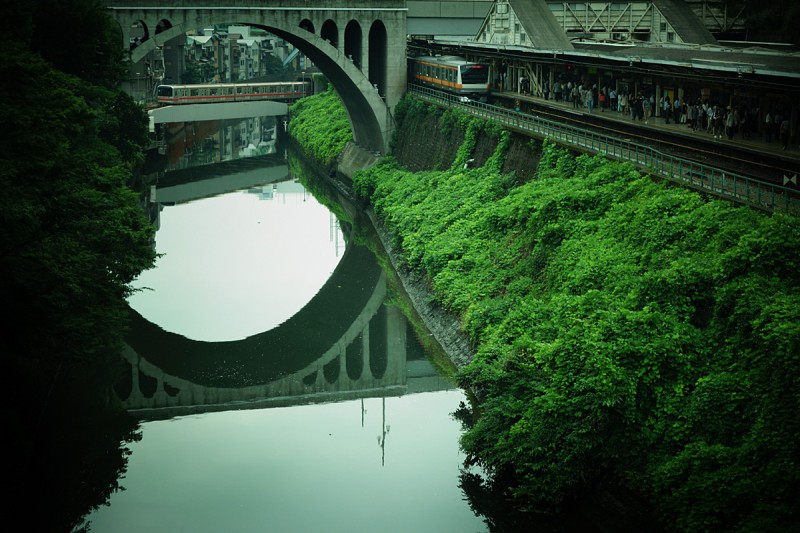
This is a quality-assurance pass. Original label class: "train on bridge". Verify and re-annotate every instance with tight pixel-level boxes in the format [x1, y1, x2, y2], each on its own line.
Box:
[156, 80, 312, 105]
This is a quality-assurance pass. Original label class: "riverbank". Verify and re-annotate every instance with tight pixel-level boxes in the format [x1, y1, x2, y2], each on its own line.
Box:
[292, 89, 800, 533]
[332, 112, 544, 372]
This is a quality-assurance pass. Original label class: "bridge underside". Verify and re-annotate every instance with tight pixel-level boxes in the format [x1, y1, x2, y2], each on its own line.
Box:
[105, 1, 407, 154]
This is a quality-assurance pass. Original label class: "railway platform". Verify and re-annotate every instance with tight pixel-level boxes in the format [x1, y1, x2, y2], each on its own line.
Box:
[494, 88, 800, 181]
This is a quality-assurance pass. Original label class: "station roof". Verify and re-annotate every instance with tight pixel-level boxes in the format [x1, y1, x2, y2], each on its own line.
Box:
[571, 41, 800, 79]
[506, 0, 574, 50]
[444, 0, 798, 83]
[652, 0, 718, 46]
[426, 37, 800, 90]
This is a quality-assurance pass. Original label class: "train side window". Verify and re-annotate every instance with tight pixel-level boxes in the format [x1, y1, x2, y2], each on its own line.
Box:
[191, 88, 200, 96]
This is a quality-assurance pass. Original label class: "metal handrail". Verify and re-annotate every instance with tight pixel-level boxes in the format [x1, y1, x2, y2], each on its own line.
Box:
[408, 85, 798, 214]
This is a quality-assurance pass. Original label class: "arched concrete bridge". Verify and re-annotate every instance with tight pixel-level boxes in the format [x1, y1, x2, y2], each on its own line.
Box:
[103, 0, 408, 154]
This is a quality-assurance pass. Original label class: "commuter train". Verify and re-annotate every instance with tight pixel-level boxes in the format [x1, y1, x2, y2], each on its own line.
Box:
[408, 55, 491, 96]
[155, 81, 312, 105]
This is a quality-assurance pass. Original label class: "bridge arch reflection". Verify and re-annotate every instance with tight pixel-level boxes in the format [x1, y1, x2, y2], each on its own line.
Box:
[115, 243, 453, 420]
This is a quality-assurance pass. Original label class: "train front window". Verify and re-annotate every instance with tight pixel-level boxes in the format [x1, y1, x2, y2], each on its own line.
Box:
[156, 86, 173, 97]
[460, 64, 488, 84]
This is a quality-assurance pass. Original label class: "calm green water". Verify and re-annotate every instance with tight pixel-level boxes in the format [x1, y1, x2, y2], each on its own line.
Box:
[83, 118, 489, 532]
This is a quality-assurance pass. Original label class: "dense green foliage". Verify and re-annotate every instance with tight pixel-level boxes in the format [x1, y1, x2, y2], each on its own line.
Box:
[349, 98, 800, 531]
[181, 61, 217, 84]
[1, 37, 155, 368]
[1, 1, 157, 530]
[288, 84, 353, 166]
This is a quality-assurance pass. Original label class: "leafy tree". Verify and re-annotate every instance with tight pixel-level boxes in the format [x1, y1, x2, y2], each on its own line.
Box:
[288, 84, 352, 165]
[0, 46, 156, 367]
[263, 52, 289, 75]
[182, 61, 216, 84]
[29, 0, 129, 89]
[0, 1, 158, 529]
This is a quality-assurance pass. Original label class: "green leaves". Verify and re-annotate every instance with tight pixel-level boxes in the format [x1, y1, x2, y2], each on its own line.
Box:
[1, 40, 157, 367]
[288, 84, 353, 166]
[348, 97, 800, 531]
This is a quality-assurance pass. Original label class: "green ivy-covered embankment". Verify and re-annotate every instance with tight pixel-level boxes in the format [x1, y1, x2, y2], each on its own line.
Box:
[292, 90, 800, 532]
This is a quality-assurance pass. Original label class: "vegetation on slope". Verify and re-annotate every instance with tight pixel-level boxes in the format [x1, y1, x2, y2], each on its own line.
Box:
[2, 1, 158, 530]
[288, 83, 353, 166]
[350, 97, 800, 532]
[286, 87, 800, 531]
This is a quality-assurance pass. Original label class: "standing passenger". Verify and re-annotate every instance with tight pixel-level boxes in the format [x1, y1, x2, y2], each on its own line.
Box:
[662, 95, 671, 124]
[725, 107, 736, 139]
[764, 110, 773, 142]
[780, 116, 790, 149]
[713, 106, 724, 139]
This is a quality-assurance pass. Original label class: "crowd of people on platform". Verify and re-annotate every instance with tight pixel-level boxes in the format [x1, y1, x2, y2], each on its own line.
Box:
[540, 80, 793, 150]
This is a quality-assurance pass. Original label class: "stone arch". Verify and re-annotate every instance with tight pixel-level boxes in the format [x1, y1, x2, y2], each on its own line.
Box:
[369, 306, 388, 379]
[105, 5, 405, 154]
[346, 333, 364, 380]
[368, 20, 387, 98]
[320, 19, 338, 48]
[344, 20, 362, 70]
[323, 356, 340, 384]
[299, 18, 315, 34]
[129, 19, 149, 49]
[155, 19, 172, 34]
[265, 24, 389, 153]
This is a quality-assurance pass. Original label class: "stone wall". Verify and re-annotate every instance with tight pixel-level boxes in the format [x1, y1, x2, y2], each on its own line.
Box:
[389, 106, 543, 180]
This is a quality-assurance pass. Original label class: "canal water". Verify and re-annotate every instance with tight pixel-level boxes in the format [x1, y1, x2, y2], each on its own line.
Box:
[81, 114, 491, 532]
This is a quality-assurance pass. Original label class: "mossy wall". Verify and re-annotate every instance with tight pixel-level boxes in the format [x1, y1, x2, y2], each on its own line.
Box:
[390, 103, 540, 182]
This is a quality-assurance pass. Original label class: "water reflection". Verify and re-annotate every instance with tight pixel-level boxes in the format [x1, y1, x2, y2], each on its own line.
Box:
[129, 179, 344, 342]
[158, 114, 278, 172]
[84, 121, 488, 532]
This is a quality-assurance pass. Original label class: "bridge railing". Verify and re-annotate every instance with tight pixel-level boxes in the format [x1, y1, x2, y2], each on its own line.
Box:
[408, 85, 798, 214]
